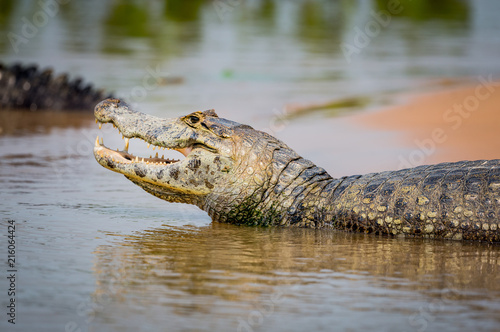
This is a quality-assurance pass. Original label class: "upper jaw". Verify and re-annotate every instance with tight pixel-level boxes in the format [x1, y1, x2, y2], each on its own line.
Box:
[94, 98, 188, 150]
[93, 98, 187, 169]
[93, 98, 222, 172]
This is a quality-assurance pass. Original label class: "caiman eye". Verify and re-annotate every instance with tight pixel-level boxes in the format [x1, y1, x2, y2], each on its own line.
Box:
[189, 115, 200, 124]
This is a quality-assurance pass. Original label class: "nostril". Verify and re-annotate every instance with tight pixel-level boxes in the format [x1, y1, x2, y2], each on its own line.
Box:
[94, 98, 117, 120]
[95, 98, 120, 111]
[99, 98, 120, 107]
[94, 98, 131, 121]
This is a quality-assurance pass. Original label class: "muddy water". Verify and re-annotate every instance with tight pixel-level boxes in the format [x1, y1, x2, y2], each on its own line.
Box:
[1, 112, 500, 332]
[2, 1, 500, 331]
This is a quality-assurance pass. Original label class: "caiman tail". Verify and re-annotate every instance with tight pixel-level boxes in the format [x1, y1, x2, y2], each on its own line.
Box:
[329, 160, 500, 241]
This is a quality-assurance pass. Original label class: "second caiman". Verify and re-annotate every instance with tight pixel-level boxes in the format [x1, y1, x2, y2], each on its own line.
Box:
[93, 98, 500, 242]
[0, 62, 109, 111]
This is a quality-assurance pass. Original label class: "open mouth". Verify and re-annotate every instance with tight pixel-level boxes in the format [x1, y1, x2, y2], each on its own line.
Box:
[94, 135, 182, 165]
[94, 119, 188, 166]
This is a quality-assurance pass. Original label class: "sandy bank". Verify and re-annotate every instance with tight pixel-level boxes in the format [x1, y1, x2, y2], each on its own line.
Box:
[354, 77, 500, 168]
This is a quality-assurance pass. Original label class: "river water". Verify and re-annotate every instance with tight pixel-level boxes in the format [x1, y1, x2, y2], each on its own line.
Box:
[1, 1, 500, 331]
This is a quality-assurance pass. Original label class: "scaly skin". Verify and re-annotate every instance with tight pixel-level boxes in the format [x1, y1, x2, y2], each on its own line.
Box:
[93, 98, 500, 242]
[0, 63, 110, 111]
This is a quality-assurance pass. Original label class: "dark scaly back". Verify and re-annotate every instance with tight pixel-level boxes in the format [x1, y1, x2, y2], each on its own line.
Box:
[0, 63, 111, 111]
[330, 159, 500, 241]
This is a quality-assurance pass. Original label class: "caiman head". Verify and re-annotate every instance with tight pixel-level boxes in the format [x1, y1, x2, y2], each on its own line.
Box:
[94, 98, 326, 226]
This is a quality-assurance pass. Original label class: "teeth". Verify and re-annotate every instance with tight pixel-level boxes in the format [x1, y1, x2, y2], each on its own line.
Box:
[95, 119, 98, 124]
[99, 123, 102, 130]
[113, 124, 116, 129]
[94, 132, 180, 166]
[125, 138, 129, 151]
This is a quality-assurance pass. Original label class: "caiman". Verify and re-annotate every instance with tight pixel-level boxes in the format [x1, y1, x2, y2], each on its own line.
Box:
[0, 62, 110, 111]
[93, 98, 500, 242]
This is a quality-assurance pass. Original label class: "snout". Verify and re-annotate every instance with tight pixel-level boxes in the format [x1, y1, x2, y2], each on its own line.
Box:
[94, 98, 133, 122]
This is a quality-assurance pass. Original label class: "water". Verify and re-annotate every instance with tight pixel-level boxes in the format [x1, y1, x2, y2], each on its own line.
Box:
[1, 1, 500, 331]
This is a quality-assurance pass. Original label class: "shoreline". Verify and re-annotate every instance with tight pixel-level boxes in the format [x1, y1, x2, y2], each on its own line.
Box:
[352, 77, 500, 168]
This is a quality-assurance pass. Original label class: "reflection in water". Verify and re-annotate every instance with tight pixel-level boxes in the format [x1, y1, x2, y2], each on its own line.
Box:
[0, 0, 14, 25]
[0, 109, 94, 136]
[91, 223, 500, 330]
[375, 0, 469, 21]
[294, 1, 344, 55]
[105, 1, 151, 38]
[102, 0, 204, 56]
[103, 1, 158, 55]
[253, 0, 275, 24]
[0, 0, 15, 51]
[163, 0, 205, 22]
[0, 0, 472, 55]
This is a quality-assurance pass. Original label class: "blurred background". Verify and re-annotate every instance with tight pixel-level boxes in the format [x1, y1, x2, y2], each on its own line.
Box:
[2, 0, 500, 174]
[1, 1, 500, 332]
